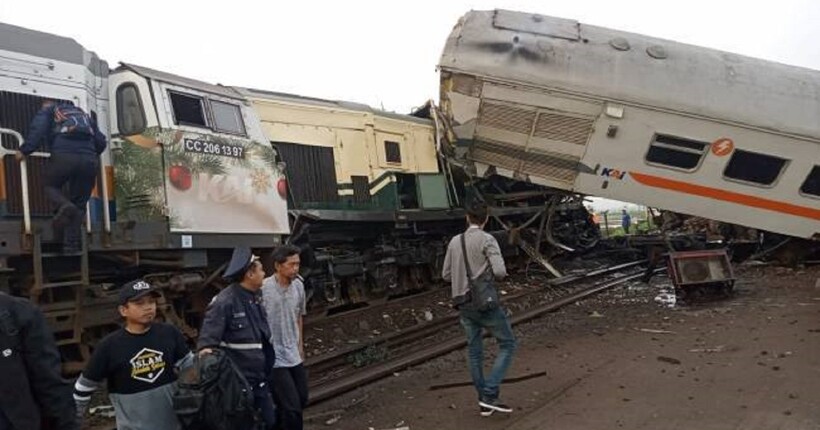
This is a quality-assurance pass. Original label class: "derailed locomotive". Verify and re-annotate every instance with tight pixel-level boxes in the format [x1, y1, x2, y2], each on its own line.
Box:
[8, 8, 817, 369]
[0, 21, 595, 367]
[235, 88, 597, 309]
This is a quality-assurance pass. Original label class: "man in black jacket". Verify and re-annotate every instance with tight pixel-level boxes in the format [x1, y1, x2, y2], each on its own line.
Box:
[198, 247, 276, 429]
[15, 100, 106, 253]
[0, 292, 77, 430]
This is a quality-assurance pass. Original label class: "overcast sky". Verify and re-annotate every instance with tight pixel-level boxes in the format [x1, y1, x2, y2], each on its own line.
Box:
[2, 0, 819, 115]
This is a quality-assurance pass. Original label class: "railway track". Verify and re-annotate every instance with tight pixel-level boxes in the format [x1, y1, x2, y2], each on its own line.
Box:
[306, 259, 655, 405]
[81, 259, 654, 430]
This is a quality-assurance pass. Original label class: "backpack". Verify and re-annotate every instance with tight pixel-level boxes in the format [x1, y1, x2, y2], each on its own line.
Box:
[172, 349, 258, 430]
[52, 104, 94, 137]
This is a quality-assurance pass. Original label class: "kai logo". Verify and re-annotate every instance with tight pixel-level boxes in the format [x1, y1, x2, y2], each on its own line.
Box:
[711, 138, 734, 157]
[129, 348, 166, 383]
[600, 167, 627, 180]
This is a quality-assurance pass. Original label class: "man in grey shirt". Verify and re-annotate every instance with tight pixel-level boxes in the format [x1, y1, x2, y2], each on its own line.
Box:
[442, 202, 516, 417]
[262, 244, 308, 430]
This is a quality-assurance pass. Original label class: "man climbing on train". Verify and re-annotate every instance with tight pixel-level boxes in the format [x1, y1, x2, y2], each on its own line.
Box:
[15, 100, 106, 253]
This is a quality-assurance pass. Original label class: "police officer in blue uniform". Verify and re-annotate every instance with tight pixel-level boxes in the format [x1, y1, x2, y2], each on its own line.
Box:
[197, 247, 276, 429]
[0, 292, 77, 430]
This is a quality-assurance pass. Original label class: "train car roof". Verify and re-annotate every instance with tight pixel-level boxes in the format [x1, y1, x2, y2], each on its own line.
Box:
[440, 9, 820, 141]
[0, 22, 108, 77]
[236, 87, 433, 126]
[118, 63, 244, 100]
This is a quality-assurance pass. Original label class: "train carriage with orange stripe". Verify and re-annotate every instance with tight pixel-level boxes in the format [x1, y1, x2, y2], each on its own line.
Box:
[439, 9, 819, 241]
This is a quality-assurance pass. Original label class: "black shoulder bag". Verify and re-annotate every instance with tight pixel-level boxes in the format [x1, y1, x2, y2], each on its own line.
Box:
[456, 233, 500, 312]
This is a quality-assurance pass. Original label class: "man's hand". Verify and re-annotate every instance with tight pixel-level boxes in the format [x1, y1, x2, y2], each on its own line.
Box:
[198, 348, 213, 356]
[14, 151, 23, 162]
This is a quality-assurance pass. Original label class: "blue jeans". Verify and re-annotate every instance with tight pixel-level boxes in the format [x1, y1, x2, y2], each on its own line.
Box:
[459, 306, 517, 402]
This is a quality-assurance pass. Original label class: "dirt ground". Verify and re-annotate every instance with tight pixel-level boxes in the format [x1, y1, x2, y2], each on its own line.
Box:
[305, 264, 820, 430]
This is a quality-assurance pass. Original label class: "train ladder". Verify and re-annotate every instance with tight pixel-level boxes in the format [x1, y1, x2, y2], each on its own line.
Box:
[31, 231, 90, 373]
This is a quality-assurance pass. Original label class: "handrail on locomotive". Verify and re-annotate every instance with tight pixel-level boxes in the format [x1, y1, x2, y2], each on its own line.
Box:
[0, 127, 111, 240]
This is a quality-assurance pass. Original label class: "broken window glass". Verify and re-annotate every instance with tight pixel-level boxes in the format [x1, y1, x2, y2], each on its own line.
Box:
[169, 91, 207, 128]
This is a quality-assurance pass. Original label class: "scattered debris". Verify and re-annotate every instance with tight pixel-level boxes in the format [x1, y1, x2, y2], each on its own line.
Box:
[657, 356, 682, 365]
[654, 291, 677, 307]
[325, 415, 341, 426]
[590, 311, 604, 318]
[305, 409, 345, 425]
[428, 371, 548, 391]
[637, 328, 676, 334]
[348, 345, 388, 368]
[689, 345, 725, 353]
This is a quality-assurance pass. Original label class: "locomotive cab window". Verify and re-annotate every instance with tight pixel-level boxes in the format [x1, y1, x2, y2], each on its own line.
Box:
[169, 91, 207, 128]
[800, 165, 820, 197]
[645, 134, 708, 171]
[116, 84, 146, 135]
[385, 140, 402, 164]
[723, 149, 787, 186]
[211, 100, 245, 135]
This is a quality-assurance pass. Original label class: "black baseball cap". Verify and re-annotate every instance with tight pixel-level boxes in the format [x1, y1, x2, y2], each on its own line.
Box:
[118, 279, 161, 305]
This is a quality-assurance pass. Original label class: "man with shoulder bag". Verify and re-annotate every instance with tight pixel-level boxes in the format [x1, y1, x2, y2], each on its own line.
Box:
[442, 201, 517, 417]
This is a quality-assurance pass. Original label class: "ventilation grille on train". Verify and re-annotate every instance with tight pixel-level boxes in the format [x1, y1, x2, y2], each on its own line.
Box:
[533, 112, 595, 145]
[521, 150, 578, 183]
[479, 103, 536, 135]
[478, 101, 595, 146]
[472, 140, 578, 184]
[0, 90, 63, 216]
